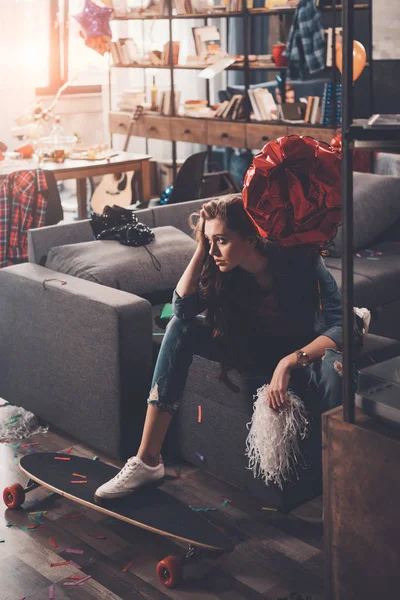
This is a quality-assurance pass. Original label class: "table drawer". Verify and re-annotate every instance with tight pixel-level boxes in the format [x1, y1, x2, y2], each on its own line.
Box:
[206, 121, 246, 148]
[170, 117, 207, 143]
[289, 126, 336, 144]
[246, 123, 289, 150]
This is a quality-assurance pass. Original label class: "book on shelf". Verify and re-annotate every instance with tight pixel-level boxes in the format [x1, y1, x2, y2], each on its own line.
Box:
[264, 0, 300, 9]
[248, 88, 278, 121]
[160, 90, 181, 116]
[111, 38, 140, 66]
[319, 82, 342, 126]
[324, 27, 342, 66]
[192, 26, 221, 61]
[366, 114, 400, 128]
[162, 41, 180, 65]
[214, 95, 245, 120]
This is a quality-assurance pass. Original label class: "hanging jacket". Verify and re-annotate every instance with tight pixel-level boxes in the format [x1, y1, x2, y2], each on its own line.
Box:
[0, 169, 48, 268]
[284, 0, 326, 79]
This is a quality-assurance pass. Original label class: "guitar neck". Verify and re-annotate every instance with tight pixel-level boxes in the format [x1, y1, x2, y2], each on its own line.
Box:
[123, 108, 143, 152]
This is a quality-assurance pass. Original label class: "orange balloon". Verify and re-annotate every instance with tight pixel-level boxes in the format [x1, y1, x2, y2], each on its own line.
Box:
[336, 40, 367, 81]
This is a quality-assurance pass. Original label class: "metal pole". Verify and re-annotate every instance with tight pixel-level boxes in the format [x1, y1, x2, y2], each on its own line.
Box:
[367, 0, 374, 115]
[341, 0, 355, 423]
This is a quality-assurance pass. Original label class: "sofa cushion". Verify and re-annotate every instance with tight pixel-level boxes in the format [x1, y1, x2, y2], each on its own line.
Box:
[326, 241, 400, 308]
[326, 172, 400, 257]
[45, 225, 197, 297]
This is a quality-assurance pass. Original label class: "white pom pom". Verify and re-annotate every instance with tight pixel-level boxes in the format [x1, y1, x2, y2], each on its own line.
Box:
[245, 384, 309, 489]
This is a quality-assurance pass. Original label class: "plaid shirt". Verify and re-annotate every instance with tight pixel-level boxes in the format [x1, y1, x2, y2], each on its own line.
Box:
[284, 0, 325, 79]
[0, 169, 48, 268]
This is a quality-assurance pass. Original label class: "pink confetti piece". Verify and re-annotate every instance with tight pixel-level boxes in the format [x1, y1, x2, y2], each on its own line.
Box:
[48, 538, 58, 548]
[63, 575, 92, 586]
[49, 585, 55, 599]
[356, 253, 362, 257]
[65, 548, 84, 554]
[122, 560, 134, 572]
[69, 560, 82, 569]
[18, 597, 26, 600]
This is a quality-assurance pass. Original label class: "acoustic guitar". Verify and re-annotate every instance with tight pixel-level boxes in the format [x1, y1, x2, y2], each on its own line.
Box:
[90, 105, 144, 214]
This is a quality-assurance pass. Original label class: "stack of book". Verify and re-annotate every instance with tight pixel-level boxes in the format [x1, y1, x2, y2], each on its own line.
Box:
[248, 88, 278, 121]
[303, 96, 322, 125]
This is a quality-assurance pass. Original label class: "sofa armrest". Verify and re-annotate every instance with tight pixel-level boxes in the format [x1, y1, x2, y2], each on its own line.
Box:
[28, 220, 94, 265]
[0, 263, 153, 459]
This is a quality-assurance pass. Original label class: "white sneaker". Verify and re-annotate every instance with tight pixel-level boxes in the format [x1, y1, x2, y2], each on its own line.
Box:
[95, 456, 164, 500]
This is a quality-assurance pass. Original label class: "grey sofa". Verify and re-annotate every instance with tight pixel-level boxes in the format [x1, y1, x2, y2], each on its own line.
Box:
[1, 171, 400, 511]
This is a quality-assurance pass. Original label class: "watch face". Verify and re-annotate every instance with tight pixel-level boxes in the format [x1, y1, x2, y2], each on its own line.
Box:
[298, 352, 309, 367]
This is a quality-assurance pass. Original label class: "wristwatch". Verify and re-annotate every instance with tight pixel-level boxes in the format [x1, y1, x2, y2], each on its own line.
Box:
[297, 350, 311, 368]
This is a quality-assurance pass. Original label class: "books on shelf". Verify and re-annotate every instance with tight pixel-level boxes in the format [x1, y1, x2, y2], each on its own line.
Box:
[248, 88, 278, 121]
[162, 41, 180, 65]
[160, 90, 181, 116]
[215, 95, 245, 120]
[264, 0, 299, 9]
[319, 82, 342, 126]
[192, 26, 222, 61]
[324, 27, 342, 67]
[111, 38, 140, 66]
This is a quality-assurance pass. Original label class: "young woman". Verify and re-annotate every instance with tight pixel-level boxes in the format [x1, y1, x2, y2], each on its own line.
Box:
[95, 194, 343, 500]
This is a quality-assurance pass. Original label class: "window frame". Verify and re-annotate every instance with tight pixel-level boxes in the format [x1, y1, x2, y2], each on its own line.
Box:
[35, 0, 102, 96]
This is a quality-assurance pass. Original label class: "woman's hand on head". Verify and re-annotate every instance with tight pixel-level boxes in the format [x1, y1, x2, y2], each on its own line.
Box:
[267, 359, 292, 411]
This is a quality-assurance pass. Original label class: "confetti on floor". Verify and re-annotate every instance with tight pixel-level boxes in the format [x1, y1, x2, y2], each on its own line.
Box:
[68, 560, 82, 570]
[65, 548, 84, 554]
[49, 585, 55, 599]
[188, 506, 217, 512]
[50, 561, 70, 567]
[54, 457, 70, 461]
[71, 473, 87, 479]
[64, 574, 92, 586]
[261, 507, 278, 511]
[70, 480, 87, 484]
[48, 537, 58, 548]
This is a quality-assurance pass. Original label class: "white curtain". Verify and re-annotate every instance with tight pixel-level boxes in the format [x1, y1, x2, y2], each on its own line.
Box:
[0, 0, 49, 150]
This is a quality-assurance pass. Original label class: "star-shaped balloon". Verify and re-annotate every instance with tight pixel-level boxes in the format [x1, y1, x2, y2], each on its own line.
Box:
[74, 0, 113, 40]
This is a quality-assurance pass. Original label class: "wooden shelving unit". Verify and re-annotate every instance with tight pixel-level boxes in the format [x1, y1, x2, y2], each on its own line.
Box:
[108, 1, 370, 180]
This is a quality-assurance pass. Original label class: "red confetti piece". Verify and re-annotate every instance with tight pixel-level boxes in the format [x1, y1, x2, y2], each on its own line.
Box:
[66, 575, 82, 580]
[50, 561, 70, 567]
[122, 560, 134, 573]
[65, 446, 73, 454]
[72, 473, 87, 479]
[20, 442, 39, 447]
[64, 513, 81, 519]
[54, 457, 70, 461]
[48, 538, 58, 548]
[198, 405, 202, 423]
[70, 480, 87, 484]
[174, 470, 181, 478]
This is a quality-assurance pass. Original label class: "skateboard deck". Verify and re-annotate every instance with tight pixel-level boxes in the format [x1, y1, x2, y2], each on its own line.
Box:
[18, 453, 231, 552]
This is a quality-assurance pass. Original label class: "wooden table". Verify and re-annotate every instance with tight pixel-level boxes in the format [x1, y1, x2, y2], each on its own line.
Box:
[0, 152, 152, 220]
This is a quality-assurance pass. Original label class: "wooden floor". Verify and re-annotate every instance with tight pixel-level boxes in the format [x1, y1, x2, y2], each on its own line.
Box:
[0, 427, 325, 600]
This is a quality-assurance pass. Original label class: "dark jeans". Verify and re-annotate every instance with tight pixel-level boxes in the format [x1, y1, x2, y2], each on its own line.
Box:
[148, 316, 344, 415]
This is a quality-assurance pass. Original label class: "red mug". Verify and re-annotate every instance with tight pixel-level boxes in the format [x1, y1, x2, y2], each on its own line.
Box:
[272, 43, 288, 67]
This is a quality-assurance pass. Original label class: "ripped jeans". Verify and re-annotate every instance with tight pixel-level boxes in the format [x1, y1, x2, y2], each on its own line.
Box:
[147, 315, 344, 416]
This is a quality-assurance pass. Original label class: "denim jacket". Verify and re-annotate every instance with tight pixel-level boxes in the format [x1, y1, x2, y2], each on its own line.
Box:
[173, 254, 343, 350]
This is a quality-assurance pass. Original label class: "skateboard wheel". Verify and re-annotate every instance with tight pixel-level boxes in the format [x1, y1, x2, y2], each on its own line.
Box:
[3, 483, 25, 509]
[156, 555, 182, 588]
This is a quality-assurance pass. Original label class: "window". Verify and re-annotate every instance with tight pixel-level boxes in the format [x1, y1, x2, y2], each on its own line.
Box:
[36, 0, 108, 96]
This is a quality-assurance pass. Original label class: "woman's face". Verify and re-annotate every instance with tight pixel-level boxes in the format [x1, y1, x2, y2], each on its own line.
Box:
[204, 217, 254, 272]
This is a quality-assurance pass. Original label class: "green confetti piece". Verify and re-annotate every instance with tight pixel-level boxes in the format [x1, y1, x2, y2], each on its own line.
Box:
[48, 492, 56, 497]
[176, 466, 183, 475]
[11, 443, 21, 450]
[6, 522, 15, 528]
[160, 303, 173, 320]
[367, 257, 379, 260]
[188, 505, 217, 512]
[220, 499, 229, 510]
[0, 540, 4, 543]
[92, 456, 99, 461]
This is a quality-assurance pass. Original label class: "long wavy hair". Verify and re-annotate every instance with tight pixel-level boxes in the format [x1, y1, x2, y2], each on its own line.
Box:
[190, 194, 271, 391]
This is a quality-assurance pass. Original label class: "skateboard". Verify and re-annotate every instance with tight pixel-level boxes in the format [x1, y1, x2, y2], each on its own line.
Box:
[3, 452, 232, 588]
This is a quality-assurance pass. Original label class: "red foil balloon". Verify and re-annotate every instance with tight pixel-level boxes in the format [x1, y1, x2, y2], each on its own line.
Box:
[242, 135, 342, 249]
